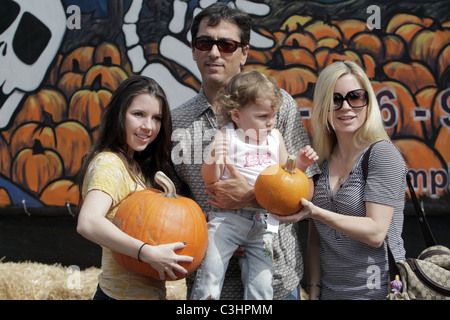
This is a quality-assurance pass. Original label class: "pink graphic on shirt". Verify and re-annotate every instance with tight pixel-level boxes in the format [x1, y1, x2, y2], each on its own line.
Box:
[244, 153, 273, 167]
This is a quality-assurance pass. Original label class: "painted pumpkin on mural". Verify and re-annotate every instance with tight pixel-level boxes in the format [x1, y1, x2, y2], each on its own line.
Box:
[0, 1, 448, 214]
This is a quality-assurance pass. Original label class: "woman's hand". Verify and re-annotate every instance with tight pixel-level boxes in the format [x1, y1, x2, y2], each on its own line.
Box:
[271, 198, 315, 223]
[140, 242, 195, 280]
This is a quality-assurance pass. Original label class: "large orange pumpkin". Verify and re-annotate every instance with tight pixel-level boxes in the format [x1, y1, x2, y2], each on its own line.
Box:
[112, 171, 208, 280]
[254, 155, 310, 216]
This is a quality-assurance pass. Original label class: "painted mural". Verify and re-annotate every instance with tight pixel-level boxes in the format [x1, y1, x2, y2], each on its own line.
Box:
[0, 0, 449, 215]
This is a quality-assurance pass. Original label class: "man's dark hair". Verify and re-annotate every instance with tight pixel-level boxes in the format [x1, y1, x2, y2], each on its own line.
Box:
[190, 2, 252, 46]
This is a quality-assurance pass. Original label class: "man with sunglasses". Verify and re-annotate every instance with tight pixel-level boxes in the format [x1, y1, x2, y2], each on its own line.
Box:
[170, 2, 320, 300]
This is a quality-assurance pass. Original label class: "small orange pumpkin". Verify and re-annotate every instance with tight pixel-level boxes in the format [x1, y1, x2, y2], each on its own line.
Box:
[334, 18, 368, 44]
[59, 45, 95, 74]
[68, 74, 112, 134]
[11, 139, 63, 195]
[11, 89, 67, 129]
[112, 171, 208, 280]
[283, 31, 317, 53]
[245, 63, 317, 97]
[57, 59, 84, 99]
[0, 188, 11, 207]
[304, 19, 343, 43]
[83, 57, 128, 92]
[94, 41, 122, 66]
[254, 155, 310, 216]
[10, 112, 91, 177]
[409, 24, 450, 72]
[314, 46, 364, 72]
[0, 133, 11, 178]
[39, 179, 79, 206]
[281, 14, 313, 32]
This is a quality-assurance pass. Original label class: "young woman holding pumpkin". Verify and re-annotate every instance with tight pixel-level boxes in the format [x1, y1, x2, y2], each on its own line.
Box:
[274, 61, 407, 300]
[190, 70, 318, 300]
[76, 75, 194, 300]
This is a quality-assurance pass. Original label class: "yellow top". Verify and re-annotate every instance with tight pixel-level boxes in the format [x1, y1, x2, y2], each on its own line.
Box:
[82, 151, 165, 300]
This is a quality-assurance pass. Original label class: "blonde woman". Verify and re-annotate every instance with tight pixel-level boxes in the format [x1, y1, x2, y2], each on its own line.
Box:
[275, 61, 407, 299]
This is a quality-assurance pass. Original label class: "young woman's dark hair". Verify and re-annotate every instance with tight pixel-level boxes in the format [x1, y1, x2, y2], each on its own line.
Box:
[77, 75, 172, 203]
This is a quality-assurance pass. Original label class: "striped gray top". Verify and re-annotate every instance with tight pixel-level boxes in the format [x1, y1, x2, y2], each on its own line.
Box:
[312, 140, 407, 300]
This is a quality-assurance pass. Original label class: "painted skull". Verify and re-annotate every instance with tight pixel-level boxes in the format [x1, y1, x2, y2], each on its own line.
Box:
[0, 0, 66, 128]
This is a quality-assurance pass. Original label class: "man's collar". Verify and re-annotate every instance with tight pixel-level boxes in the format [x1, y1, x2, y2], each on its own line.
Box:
[193, 86, 215, 117]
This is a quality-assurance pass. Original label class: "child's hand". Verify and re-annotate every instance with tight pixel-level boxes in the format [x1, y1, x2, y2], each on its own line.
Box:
[205, 131, 228, 165]
[297, 145, 318, 171]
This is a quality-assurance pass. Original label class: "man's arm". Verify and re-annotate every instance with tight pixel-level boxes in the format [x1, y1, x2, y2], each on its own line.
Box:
[205, 162, 259, 209]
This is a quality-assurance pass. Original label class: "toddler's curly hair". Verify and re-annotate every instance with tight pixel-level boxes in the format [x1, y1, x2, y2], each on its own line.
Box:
[215, 70, 283, 127]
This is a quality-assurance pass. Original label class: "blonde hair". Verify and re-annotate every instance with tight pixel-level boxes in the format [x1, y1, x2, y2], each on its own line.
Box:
[312, 61, 390, 163]
[215, 70, 283, 127]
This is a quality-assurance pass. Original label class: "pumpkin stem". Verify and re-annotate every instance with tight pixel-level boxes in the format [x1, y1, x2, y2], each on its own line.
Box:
[41, 111, 56, 127]
[91, 74, 103, 91]
[282, 154, 297, 174]
[103, 56, 113, 66]
[154, 171, 178, 199]
[32, 139, 45, 155]
[72, 59, 81, 73]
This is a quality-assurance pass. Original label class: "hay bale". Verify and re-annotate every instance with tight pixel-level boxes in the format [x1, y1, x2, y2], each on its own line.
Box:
[0, 260, 187, 300]
[0, 260, 308, 300]
[166, 279, 187, 300]
[0, 260, 99, 300]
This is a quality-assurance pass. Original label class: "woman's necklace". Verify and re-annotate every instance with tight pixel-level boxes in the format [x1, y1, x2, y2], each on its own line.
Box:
[331, 148, 361, 192]
[336, 166, 352, 187]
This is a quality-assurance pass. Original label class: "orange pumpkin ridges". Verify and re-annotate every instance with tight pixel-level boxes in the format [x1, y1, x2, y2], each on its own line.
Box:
[11, 139, 64, 195]
[112, 171, 208, 281]
[254, 154, 310, 216]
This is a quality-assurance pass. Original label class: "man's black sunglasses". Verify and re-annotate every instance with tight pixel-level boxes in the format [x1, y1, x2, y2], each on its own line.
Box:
[193, 36, 244, 53]
[333, 89, 368, 111]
